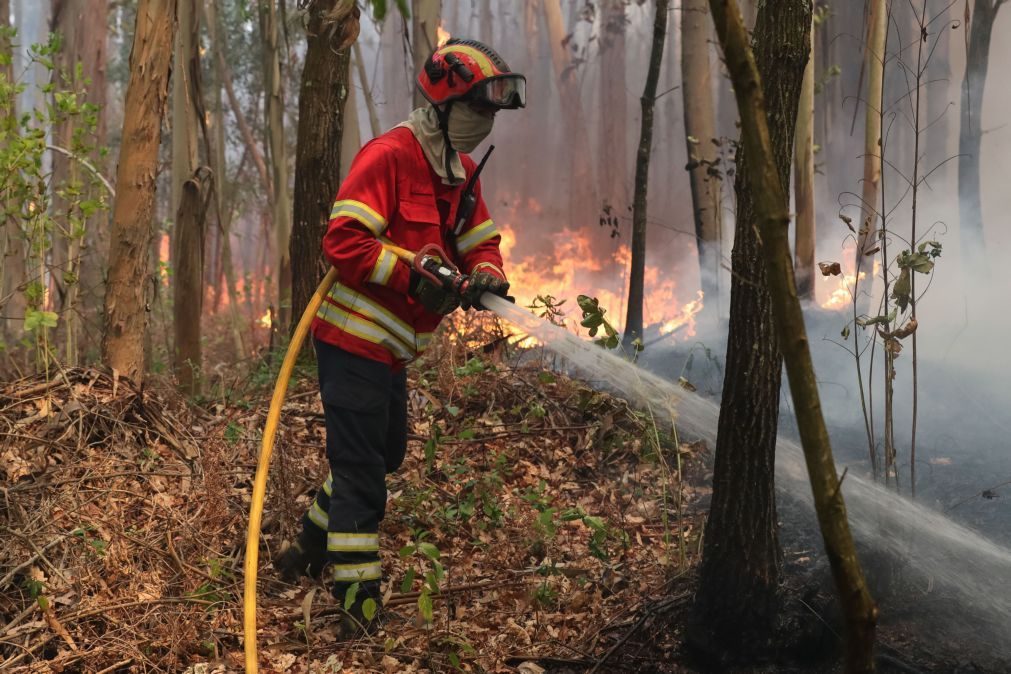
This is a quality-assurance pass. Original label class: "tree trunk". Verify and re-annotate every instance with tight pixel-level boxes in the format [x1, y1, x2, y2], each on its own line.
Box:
[681, 0, 722, 318]
[173, 170, 208, 394]
[542, 0, 597, 232]
[171, 0, 199, 248]
[260, 0, 293, 328]
[51, 0, 109, 365]
[598, 0, 628, 213]
[855, 0, 886, 278]
[689, 0, 810, 663]
[102, 0, 178, 384]
[353, 40, 381, 138]
[794, 11, 816, 302]
[411, 0, 440, 109]
[958, 0, 1003, 280]
[342, 74, 362, 179]
[622, 0, 667, 348]
[289, 1, 358, 329]
[706, 1, 879, 670]
[0, 0, 28, 361]
[205, 0, 245, 359]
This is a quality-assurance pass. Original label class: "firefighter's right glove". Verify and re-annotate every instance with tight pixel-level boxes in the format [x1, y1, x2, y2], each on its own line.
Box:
[409, 269, 461, 315]
[461, 271, 512, 311]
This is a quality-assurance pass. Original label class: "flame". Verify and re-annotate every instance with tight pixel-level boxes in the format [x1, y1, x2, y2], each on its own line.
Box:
[821, 272, 865, 311]
[258, 307, 273, 329]
[818, 248, 882, 311]
[436, 21, 451, 48]
[499, 221, 704, 341]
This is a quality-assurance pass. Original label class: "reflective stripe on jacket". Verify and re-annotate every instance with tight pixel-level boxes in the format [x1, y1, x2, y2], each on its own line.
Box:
[311, 126, 506, 367]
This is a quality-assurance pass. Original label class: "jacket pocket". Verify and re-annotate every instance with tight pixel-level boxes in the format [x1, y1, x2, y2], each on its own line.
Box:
[398, 197, 442, 228]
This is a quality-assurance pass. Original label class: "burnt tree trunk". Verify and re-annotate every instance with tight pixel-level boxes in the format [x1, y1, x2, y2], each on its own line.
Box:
[102, 0, 177, 383]
[688, 0, 810, 663]
[289, 1, 358, 329]
[622, 0, 668, 348]
[958, 0, 1004, 280]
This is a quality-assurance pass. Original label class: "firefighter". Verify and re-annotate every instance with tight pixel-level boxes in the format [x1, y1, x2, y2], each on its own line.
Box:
[275, 38, 526, 635]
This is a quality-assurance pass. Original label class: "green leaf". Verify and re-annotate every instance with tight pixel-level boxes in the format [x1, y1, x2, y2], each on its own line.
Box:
[343, 582, 360, 611]
[418, 542, 440, 561]
[418, 590, 434, 623]
[892, 267, 911, 313]
[24, 309, 58, 332]
[582, 515, 607, 532]
[841, 325, 851, 340]
[537, 371, 556, 385]
[400, 567, 416, 593]
[398, 544, 416, 559]
[446, 405, 460, 417]
[362, 598, 377, 621]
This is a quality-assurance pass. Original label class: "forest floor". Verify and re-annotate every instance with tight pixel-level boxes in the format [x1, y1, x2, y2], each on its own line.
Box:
[1, 319, 1007, 673]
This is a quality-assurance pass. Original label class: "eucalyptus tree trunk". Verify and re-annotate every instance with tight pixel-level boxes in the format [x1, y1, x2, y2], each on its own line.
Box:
[353, 41, 381, 138]
[681, 0, 722, 314]
[205, 0, 245, 359]
[170, 0, 204, 392]
[705, 0, 879, 670]
[102, 0, 178, 383]
[290, 1, 358, 329]
[958, 0, 1005, 280]
[0, 0, 28, 359]
[260, 0, 292, 328]
[598, 0, 628, 213]
[689, 0, 810, 663]
[622, 0, 668, 349]
[411, 0, 440, 109]
[51, 0, 109, 365]
[855, 0, 886, 282]
[794, 12, 816, 302]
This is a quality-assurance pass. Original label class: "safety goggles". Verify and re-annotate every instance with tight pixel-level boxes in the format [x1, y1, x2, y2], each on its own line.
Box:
[470, 74, 527, 110]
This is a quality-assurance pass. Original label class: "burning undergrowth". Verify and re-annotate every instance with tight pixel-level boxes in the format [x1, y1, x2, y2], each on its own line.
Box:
[0, 326, 709, 672]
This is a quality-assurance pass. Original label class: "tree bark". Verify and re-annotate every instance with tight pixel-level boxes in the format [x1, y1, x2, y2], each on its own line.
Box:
[353, 40, 381, 138]
[289, 0, 358, 330]
[621, 0, 667, 348]
[598, 0, 628, 213]
[794, 11, 816, 302]
[171, 0, 199, 246]
[681, 0, 722, 317]
[173, 170, 208, 394]
[342, 73, 362, 179]
[705, 1, 879, 671]
[51, 0, 108, 365]
[689, 0, 810, 663]
[102, 0, 178, 383]
[260, 0, 293, 328]
[855, 0, 886, 279]
[411, 0, 440, 109]
[958, 0, 1004, 280]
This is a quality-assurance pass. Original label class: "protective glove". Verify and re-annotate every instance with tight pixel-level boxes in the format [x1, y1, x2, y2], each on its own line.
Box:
[461, 271, 513, 311]
[409, 269, 461, 315]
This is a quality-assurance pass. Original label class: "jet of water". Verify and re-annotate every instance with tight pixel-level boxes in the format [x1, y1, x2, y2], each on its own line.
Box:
[484, 293, 1011, 654]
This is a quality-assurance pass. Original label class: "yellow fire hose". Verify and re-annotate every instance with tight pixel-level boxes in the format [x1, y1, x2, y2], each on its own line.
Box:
[243, 243, 418, 673]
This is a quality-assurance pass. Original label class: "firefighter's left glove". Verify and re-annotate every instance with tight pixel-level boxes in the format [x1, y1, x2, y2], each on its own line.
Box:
[461, 271, 512, 311]
[409, 269, 461, 315]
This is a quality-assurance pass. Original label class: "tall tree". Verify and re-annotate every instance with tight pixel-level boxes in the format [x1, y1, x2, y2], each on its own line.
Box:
[102, 0, 178, 383]
[411, 0, 439, 109]
[260, 0, 292, 327]
[688, 0, 811, 662]
[171, 0, 205, 393]
[622, 0, 668, 348]
[794, 10, 816, 301]
[855, 0, 886, 285]
[598, 0, 628, 212]
[958, 0, 1006, 279]
[706, 0, 878, 668]
[51, 0, 109, 364]
[289, 1, 359, 327]
[681, 0, 722, 314]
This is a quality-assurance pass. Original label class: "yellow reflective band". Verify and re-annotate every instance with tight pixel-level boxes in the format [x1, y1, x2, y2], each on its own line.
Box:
[456, 219, 498, 254]
[332, 562, 382, 582]
[323, 473, 333, 497]
[317, 299, 414, 361]
[327, 282, 416, 349]
[440, 45, 495, 77]
[308, 501, 328, 530]
[367, 247, 398, 286]
[416, 332, 434, 353]
[330, 199, 387, 236]
[471, 261, 505, 278]
[327, 532, 380, 552]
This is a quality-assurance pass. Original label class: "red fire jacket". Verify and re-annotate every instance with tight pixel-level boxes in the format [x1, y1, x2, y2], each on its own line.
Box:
[311, 126, 507, 367]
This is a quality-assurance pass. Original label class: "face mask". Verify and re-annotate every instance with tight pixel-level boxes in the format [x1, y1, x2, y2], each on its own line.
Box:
[446, 103, 494, 153]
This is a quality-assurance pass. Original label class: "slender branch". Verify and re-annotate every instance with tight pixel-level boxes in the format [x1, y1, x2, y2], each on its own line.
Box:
[46, 145, 115, 198]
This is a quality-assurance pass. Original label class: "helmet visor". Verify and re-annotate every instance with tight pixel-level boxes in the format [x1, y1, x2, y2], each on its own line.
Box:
[475, 75, 526, 109]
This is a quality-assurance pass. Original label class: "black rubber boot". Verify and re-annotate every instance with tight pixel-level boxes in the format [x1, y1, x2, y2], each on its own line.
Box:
[274, 532, 326, 584]
[333, 581, 385, 640]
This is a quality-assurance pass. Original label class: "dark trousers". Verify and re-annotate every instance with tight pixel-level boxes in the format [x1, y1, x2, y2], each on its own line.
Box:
[300, 339, 407, 595]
